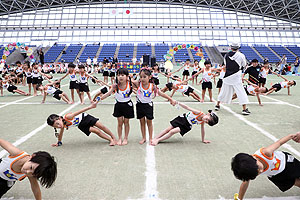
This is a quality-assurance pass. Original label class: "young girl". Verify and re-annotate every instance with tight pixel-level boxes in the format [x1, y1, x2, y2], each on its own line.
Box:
[216, 64, 226, 94]
[168, 79, 202, 102]
[23, 62, 33, 95]
[109, 63, 117, 85]
[191, 60, 200, 85]
[151, 63, 161, 86]
[78, 65, 94, 104]
[31, 63, 43, 96]
[15, 61, 24, 85]
[99, 68, 134, 146]
[39, 78, 71, 104]
[133, 68, 176, 144]
[47, 102, 116, 146]
[181, 59, 191, 81]
[151, 102, 219, 146]
[258, 60, 277, 87]
[0, 75, 29, 96]
[0, 138, 57, 199]
[59, 63, 80, 104]
[264, 74, 296, 96]
[102, 63, 110, 83]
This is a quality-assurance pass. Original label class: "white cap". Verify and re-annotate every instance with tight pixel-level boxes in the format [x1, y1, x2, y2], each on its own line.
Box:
[230, 42, 240, 49]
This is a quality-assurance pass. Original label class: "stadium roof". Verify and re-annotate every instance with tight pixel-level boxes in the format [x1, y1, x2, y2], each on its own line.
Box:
[0, 0, 299, 24]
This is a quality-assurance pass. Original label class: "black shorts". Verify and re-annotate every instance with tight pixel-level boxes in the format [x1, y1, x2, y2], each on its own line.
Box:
[0, 159, 15, 198]
[268, 152, 300, 192]
[184, 87, 194, 96]
[136, 101, 154, 120]
[69, 81, 79, 90]
[109, 72, 115, 77]
[216, 79, 223, 88]
[26, 77, 32, 84]
[170, 114, 192, 136]
[32, 77, 39, 85]
[103, 71, 109, 76]
[182, 70, 190, 76]
[113, 100, 134, 119]
[38, 77, 43, 84]
[272, 83, 282, 92]
[7, 85, 17, 93]
[152, 77, 159, 85]
[79, 83, 90, 92]
[192, 71, 198, 76]
[202, 81, 212, 90]
[78, 114, 99, 136]
[100, 87, 108, 94]
[17, 73, 23, 78]
[53, 90, 63, 100]
[259, 77, 266, 84]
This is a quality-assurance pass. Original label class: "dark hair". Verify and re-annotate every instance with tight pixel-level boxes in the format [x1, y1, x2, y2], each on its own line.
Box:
[78, 65, 85, 69]
[207, 110, 219, 126]
[186, 59, 190, 62]
[30, 151, 57, 188]
[231, 153, 258, 181]
[166, 83, 173, 91]
[292, 80, 296, 86]
[153, 63, 158, 67]
[47, 114, 61, 136]
[115, 68, 132, 95]
[68, 63, 75, 68]
[204, 60, 211, 65]
[251, 59, 259, 63]
[194, 60, 198, 63]
[116, 68, 129, 76]
[16, 61, 21, 65]
[140, 68, 152, 76]
[141, 63, 148, 68]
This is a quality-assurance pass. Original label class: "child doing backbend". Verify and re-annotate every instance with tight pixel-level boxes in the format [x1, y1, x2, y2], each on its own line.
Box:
[47, 102, 116, 146]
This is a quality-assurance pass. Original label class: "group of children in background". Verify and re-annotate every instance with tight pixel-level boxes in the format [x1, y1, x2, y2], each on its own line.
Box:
[0, 57, 299, 200]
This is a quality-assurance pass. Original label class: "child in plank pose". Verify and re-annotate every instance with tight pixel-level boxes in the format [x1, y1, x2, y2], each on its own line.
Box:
[151, 102, 219, 146]
[0, 138, 57, 199]
[133, 68, 176, 144]
[59, 63, 81, 104]
[97, 68, 134, 146]
[264, 74, 296, 96]
[0, 75, 29, 96]
[38, 77, 71, 104]
[47, 102, 116, 146]
[231, 132, 300, 200]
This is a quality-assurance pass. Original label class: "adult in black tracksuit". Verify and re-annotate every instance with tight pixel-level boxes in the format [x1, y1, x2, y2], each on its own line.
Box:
[215, 43, 250, 115]
[242, 59, 261, 85]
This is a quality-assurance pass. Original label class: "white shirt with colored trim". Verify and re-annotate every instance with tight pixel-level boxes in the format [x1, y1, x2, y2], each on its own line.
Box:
[176, 84, 189, 93]
[115, 82, 132, 102]
[280, 81, 288, 88]
[202, 68, 213, 82]
[254, 148, 286, 177]
[185, 111, 204, 125]
[260, 68, 269, 79]
[137, 82, 154, 103]
[246, 85, 256, 95]
[69, 72, 78, 81]
[64, 113, 87, 129]
[79, 73, 88, 83]
[0, 152, 29, 181]
[45, 86, 57, 95]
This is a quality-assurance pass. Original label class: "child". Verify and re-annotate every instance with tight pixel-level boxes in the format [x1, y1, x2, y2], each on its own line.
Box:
[0, 75, 29, 96]
[231, 132, 300, 200]
[168, 79, 202, 102]
[31, 63, 43, 96]
[151, 102, 219, 146]
[14, 61, 25, 85]
[133, 68, 176, 144]
[23, 62, 33, 95]
[216, 64, 226, 94]
[109, 63, 117, 85]
[191, 60, 200, 85]
[99, 68, 134, 146]
[102, 63, 109, 83]
[181, 59, 191, 81]
[39, 78, 71, 104]
[0, 138, 57, 199]
[59, 63, 80, 104]
[264, 74, 296, 96]
[258, 60, 277, 87]
[47, 102, 116, 146]
[78, 65, 94, 104]
[151, 63, 161, 86]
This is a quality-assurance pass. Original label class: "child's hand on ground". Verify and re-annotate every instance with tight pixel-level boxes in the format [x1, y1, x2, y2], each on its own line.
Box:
[51, 143, 59, 147]
[292, 132, 300, 143]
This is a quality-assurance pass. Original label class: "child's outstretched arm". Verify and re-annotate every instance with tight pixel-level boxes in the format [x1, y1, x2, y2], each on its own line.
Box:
[59, 71, 69, 81]
[277, 73, 288, 81]
[263, 133, 299, 157]
[256, 93, 262, 106]
[99, 84, 117, 101]
[243, 78, 258, 87]
[287, 85, 291, 96]
[28, 176, 42, 200]
[238, 181, 250, 200]
[177, 102, 201, 114]
[52, 127, 65, 147]
[157, 89, 176, 105]
[0, 138, 22, 156]
[201, 123, 210, 144]
[65, 102, 97, 120]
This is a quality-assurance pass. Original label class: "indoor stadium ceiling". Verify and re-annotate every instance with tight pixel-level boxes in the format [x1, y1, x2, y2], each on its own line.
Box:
[0, 0, 299, 24]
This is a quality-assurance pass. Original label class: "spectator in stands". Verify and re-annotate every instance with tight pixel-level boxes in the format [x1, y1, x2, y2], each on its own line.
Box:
[293, 57, 299, 74]
[86, 56, 92, 67]
[93, 56, 98, 67]
[242, 59, 261, 85]
[279, 54, 287, 74]
[39, 49, 44, 65]
[113, 54, 118, 64]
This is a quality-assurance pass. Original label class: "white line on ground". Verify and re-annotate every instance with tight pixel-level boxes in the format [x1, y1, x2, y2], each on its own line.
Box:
[0, 89, 98, 158]
[261, 95, 300, 109]
[217, 195, 300, 200]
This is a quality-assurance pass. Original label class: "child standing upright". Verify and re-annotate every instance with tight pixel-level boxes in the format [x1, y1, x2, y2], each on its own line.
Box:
[181, 59, 191, 81]
[99, 68, 134, 145]
[191, 60, 200, 85]
[78, 65, 94, 104]
[59, 63, 80, 104]
[231, 132, 300, 200]
[109, 63, 117, 85]
[133, 68, 176, 144]
[0, 138, 57, 199]
[23, 62, 33, 95]
[151, 102, 219, 146]
[258, 60, 277, 87]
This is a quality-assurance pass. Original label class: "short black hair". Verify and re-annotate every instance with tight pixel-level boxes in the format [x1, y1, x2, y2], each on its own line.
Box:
[47, 114, 60, 126]
[186, 59, 190, 62]
[78, 65, 85, 69]
[16, 61, 21, 65]
[204, 60, 211, 65]
[292, 80, 296, 86]
[207, 110, 218, 126]
[251, 59, 259, 63]
[166, 83, 173, 91]
[231, 153, 258, 181]
[68, 63, 75, 68]
[30, 151, 57, 188]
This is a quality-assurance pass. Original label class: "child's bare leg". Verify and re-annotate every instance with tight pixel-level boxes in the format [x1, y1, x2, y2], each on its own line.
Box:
[218, 88, 221, 94]
[93, 91, 102, 101]
[80, 92, 84, 104]
[33, 84, 37, 96]
[146, 119, 153, 143]
[15, 89, 28, 96]
[122, 118, 130, 145]
[208, 89, 213, 101]
[265, 88, 276, 95]
[60, 94, 71, 104]
[201, 89, 206, 102]
[94, 121, 116, 143]
[161, 86, 168, 93]
[232, 93, 237, 100]
[294, 178, 300, 187]
[89, 127, 115, 146]
[152, 127, 180, 146]
[139, 117, 146, 144]
[28, 84, 31, 95]
[117, 117, 124, 145]
[76, 89, 81, 101]
[70, 89, 75, 103]
[86, 92, 93, 103]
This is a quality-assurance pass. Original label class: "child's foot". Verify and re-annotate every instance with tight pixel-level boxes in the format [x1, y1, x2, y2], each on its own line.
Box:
[117, 139, 122, 146]
[139, 138, 146, 145]
[109, 140, 115, 146]
[122, 139, 128, 145]
[151, 139, 159, 146]
[33, 94, 37, 96]
[210, 99, 214, 102]
[71, 101, 75, 104]
[68, 101, 72, 104]
[200, 99, 204, 103]
[80, 102, 85, 105]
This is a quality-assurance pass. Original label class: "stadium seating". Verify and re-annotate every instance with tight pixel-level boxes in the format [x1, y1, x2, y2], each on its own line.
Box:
[118, 44, 134, 62]
[44, 44, 66, 63]
[98, 44, 117, 63]
[58, 44, 82, 63]
[154, 43, 170, 62]
[286, 45, 300, 58]
[79, 44, 100, 63]
[136, 43, 152, 62]
[269, 45, 296, 63]
[253, 45, 280, 63]
[239, 45, 263, 62]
